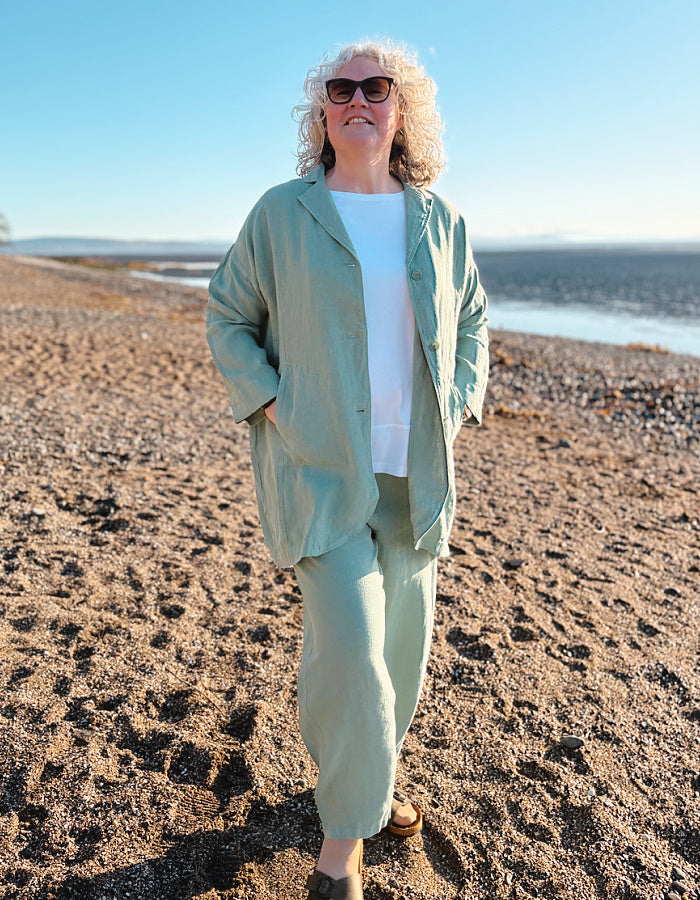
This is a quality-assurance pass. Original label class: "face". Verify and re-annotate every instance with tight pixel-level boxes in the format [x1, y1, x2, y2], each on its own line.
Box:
[324, 56, 403, 169]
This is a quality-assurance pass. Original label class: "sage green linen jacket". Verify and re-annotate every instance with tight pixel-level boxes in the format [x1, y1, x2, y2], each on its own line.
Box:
[207, 165, 488, 568]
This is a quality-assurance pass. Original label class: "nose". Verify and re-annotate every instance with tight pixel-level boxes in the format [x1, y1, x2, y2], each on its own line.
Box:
[348, 85, 368, 105]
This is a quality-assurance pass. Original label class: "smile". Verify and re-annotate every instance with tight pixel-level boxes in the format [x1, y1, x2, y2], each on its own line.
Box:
[345, 117, 373, 125]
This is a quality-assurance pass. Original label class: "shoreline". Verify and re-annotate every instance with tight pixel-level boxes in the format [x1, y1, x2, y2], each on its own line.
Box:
[21, 250, 700, 358]
[1, 254, 698, 900]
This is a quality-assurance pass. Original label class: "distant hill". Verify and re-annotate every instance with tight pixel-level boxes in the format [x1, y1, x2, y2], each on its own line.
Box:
[0, 237, 230, 257]
[2, 235, 698, 258]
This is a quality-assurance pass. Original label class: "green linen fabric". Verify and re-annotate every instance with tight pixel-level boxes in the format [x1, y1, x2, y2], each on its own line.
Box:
[294, 473, 437, 838]
[206, 165, 489, 567]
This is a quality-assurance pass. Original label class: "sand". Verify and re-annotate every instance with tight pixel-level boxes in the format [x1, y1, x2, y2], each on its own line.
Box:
[0, 254, 698, 900]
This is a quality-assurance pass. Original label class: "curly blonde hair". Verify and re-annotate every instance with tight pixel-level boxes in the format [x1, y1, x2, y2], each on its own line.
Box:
[294, 39, 444, 187]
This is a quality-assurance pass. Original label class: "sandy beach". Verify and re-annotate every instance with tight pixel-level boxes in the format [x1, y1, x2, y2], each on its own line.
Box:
[0, 254, 698, 900]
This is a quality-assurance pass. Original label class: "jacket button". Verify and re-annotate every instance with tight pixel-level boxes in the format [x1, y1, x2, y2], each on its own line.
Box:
[410, 269, 422, 280]
[431, 340, 440, 350]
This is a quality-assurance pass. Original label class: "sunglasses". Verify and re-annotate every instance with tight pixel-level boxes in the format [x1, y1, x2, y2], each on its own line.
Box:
[325, 76, 394, 104]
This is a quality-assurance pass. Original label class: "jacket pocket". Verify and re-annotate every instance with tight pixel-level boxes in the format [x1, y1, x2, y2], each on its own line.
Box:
[273, 364, 349, 467]
[247, 406, 267, 426]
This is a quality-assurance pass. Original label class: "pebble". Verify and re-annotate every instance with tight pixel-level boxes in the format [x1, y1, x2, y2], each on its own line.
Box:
[560, 734, 585, 750]
[665, 893, 682, 900]
[671, 868, 687, 883]
[670, 882, 690, 895]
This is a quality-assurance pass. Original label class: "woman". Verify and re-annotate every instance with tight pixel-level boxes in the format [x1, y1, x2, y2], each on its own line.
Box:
[207, 39, 488, 900]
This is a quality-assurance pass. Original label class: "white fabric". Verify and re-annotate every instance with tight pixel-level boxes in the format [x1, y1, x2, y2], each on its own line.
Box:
[331, 189, 414, 477]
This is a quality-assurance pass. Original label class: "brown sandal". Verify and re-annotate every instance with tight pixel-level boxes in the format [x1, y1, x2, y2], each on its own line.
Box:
[306, 845, 363, 899]
[388, 789, 423, 837]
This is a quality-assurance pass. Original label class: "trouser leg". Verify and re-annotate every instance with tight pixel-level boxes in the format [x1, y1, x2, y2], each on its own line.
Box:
[370, 474, 437, 752]
[295, 526, 396, 839]
[294, 475, 437, 840]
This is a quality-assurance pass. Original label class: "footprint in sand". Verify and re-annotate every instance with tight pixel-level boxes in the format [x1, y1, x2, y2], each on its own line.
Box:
[9, 615, 37, 633]
[221, 703, 258, 742]
[446, 626, 494, 661]
[158, 689, 197, 723]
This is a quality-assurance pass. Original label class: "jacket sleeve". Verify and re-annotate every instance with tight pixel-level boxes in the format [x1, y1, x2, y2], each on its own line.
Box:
[206, 207, 280, 424]
[454, 235, 489, 426]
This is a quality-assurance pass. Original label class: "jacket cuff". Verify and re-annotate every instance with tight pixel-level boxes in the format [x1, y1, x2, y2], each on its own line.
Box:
[243, 390, 278, 425]
[461, 389, 485, 426]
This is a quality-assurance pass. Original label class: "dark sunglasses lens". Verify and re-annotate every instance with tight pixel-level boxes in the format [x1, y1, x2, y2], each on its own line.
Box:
[362, 78, 390, 101]
[328, 80, 355, 103]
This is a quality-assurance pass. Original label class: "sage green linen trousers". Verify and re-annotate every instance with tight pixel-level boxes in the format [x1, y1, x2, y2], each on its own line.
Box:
[294, 473, 437, 840]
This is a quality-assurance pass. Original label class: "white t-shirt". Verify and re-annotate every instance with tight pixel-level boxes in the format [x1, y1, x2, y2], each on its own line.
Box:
[330, 189, 415, 477]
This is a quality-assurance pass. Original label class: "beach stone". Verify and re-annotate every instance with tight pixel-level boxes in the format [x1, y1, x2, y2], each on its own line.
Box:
[670, 882, 689, 895]
[560, 734, 585, 750]
[671, 867, 686, 883]
[665, 892, 682, 900]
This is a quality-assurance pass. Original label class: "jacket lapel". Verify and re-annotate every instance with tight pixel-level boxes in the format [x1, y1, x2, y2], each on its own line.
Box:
[297, 165, 357, 258]
[404, 184, 432, 266]
[298, 166, 433, 266]
[403, 184, 439, 374]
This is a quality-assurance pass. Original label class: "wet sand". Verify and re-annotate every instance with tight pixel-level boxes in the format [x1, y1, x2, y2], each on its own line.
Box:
[0, 254, 698, 900]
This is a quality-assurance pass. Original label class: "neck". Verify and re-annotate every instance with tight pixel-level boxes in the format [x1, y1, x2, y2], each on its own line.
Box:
[325, 157, 402, 194]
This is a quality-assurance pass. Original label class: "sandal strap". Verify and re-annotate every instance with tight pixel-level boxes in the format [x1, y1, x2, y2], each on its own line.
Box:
[306, 869, 363, 900]
[388, 790, 423, 836]
[392, 789, 409, 807]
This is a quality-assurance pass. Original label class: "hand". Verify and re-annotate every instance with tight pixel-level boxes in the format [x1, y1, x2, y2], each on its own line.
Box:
[264, 400, 276, 424]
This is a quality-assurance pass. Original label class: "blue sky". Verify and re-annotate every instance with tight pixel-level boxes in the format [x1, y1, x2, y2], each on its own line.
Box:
[1, 0, 699, 244]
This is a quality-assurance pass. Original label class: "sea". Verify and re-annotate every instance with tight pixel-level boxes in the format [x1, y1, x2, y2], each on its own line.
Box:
[129, 247, 700, 357]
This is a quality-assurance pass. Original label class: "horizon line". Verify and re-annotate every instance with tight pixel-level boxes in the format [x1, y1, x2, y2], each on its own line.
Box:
[4, 234, 700, 251]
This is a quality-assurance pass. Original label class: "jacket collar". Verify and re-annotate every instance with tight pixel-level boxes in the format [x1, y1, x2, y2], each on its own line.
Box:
[299, 164, 433, 264]
[298, 165, 355, 256]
